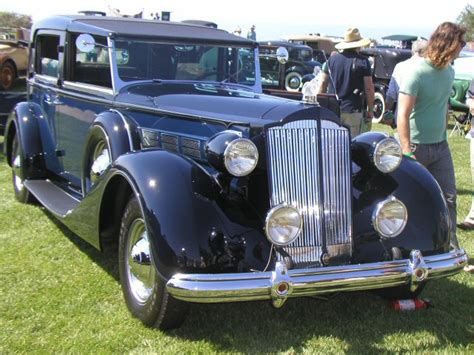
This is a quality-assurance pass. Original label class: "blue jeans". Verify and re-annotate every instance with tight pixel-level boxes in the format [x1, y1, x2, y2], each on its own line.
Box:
[412, 141, 459, 249]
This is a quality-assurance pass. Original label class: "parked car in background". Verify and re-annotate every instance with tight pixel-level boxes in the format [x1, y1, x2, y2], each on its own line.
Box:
[3, 15, 467, 330]
[285, 34, 340, 63]
[450, 51, 474, 115]
[0, 28, 29, 91]
[259, 41, 321, 93]
[360, 47, 412, 122]
[0, 91, 26, 135]
[380, 34, 427, 50]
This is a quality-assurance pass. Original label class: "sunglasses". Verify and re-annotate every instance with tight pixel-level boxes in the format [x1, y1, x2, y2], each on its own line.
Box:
[460, 40, 466, 48]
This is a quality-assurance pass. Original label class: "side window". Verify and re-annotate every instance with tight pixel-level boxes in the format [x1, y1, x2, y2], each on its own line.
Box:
[36, 35, 60, 77]
[259, 56, 279, 87]
[71, 34, 112, 88]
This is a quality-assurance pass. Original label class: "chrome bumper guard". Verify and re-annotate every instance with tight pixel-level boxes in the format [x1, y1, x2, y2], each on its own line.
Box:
[166, 249, 468, 307]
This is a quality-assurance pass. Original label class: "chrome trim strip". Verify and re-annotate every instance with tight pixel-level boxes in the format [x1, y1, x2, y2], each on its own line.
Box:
[30, 80, 114, 103]
[34, 74, 58, 85]
[109, 109, 134, 152]
[166, 249, 468, 304]
[62, 81, 114, 96]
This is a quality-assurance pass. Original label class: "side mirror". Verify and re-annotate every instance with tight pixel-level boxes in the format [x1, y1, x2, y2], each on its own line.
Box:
[276, 47, 289, 64]
[76, 34, 96, 53]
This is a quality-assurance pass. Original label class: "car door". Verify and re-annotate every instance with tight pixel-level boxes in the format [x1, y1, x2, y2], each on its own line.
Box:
[29, 30, 65, 175]
[55, 32, 113, 188]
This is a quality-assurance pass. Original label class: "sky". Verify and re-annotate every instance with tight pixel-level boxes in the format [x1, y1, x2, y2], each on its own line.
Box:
[3, 0, 472, 41]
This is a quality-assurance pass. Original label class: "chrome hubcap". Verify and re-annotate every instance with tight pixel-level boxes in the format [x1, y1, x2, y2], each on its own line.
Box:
[13, 154, 24, 192]
[289, 76, 301, 89]
[126, 218, 156, 303]
[90, 141, 110, 185]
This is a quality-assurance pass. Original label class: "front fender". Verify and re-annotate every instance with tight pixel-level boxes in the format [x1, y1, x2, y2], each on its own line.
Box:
[352, 158, 450, 262]
[112, 149, 271, 279]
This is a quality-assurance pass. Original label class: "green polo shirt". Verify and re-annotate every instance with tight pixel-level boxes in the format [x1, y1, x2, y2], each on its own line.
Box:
[399, 59, 454, 144]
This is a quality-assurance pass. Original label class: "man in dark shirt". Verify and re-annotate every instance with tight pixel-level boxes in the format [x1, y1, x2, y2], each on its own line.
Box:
[318, 28, 375, 137]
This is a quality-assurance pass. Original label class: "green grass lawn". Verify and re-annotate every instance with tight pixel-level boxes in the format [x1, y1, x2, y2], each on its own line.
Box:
[0, 123, 473, 353]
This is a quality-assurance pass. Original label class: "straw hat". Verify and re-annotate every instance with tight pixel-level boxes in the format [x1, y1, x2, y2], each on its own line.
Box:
[335, 28, 371, 50]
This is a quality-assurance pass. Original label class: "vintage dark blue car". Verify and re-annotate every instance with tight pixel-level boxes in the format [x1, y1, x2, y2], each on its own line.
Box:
[3, 16, 467, 330]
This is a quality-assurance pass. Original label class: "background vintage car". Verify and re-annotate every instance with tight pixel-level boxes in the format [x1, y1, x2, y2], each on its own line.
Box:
[360, 47, 412, 122]
[0, 27, 29, 91]
[285, 34, 341, 63]
[259, 41, 321, 93]
[450, 52, 474, 116]
[3, 15, 467, 330]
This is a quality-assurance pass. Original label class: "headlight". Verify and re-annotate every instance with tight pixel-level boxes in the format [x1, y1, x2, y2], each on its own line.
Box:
[372, 196, 407, 238]
[265, 205, 302, 246]
[224, 138, 259, 177]
[373, 137, 402, 173]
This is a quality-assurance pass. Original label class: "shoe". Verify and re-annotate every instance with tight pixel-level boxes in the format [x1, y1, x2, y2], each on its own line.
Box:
[456, 221, 474, 230]
[464, 265, 474, 273]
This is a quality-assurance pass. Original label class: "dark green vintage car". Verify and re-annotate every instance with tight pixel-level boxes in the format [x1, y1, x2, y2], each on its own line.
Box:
[450, 52, 474, 114]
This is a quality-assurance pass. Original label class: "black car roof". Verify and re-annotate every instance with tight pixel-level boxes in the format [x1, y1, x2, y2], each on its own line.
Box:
[382, 34, 427, 41]
[32, 15, 255, 45]
[258, 40, 313, 51]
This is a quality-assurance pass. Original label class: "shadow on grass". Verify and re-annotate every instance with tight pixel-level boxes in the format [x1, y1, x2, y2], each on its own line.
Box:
[457, 188, 473, 197]
[171, 278, 474, 353]
[44, 212, 120, 282]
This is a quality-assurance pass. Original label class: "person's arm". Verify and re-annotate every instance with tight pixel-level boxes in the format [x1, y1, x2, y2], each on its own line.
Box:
[318, 72, 329, 94]
[363, 76, 375, 119]
[397, 92, 417, 157]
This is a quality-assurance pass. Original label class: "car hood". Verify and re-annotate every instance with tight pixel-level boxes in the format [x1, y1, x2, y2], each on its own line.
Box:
[115, 82, 305, 124]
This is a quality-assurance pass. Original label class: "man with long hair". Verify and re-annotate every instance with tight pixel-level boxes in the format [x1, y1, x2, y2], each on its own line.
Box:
[397, 22, 467, 249]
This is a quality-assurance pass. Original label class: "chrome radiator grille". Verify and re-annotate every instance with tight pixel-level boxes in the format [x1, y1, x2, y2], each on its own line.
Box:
[266, 119, 352, 267]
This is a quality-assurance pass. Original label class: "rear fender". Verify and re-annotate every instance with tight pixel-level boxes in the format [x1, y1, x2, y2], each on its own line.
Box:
[81, 110, 139, 194]
[112, 149, 271, 279]
[4, 101, 59, 178]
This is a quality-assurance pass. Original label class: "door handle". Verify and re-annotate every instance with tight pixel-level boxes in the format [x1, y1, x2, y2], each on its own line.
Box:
[44, 94, 63, 105]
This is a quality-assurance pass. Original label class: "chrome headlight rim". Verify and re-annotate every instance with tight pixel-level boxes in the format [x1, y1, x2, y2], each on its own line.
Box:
[373, 137, 402, 173]
[223, 138, 259, 177]
[372, 196, 408, 238]
[264, 204, 303, 246]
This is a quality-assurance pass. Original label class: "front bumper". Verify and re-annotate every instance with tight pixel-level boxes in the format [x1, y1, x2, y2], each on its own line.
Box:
[166, 249, 468, 307]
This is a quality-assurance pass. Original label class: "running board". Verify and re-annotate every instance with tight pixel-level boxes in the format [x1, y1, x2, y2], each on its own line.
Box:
[24, 180, 80, 218]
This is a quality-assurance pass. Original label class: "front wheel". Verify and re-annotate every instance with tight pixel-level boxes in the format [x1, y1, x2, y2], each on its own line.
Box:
[118, 196, 188, 329]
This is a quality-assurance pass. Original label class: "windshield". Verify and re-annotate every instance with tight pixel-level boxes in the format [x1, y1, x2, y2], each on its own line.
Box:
[113, 38, 256, 86]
